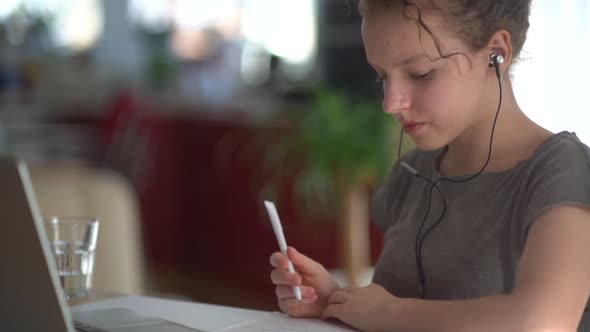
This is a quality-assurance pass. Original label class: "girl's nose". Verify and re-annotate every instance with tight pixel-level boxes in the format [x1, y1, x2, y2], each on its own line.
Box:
[382, 80, 411, 115]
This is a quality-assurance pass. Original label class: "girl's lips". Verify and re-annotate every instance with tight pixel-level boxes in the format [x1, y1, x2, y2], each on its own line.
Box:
[403, 123, 425, 134]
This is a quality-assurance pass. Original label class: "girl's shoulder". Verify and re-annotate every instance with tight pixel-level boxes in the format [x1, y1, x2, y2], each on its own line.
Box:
[525, 131, 590, 174]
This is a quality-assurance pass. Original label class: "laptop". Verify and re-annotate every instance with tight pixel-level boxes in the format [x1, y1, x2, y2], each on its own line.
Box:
[0, 157, 203, 332]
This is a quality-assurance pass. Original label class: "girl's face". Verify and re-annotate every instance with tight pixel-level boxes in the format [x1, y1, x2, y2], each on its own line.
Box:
[362, 8, 492, 150]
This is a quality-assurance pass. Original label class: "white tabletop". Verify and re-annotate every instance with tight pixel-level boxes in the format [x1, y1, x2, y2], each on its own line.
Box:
[71, 295, 271, 331]
[71, 295, 356, 331]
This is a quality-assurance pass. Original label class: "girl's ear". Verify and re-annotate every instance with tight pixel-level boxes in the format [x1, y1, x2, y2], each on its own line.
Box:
[487, 29, 513, 68]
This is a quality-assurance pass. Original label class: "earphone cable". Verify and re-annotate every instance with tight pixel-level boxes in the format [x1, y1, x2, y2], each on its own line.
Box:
[398, 60, 504, 299]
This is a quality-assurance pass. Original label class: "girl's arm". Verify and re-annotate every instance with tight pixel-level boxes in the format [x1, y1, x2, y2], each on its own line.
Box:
[323, 205, 590, 332]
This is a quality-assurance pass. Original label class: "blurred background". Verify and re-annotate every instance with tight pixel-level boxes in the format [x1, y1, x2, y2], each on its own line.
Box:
[0, 0, 588, 311]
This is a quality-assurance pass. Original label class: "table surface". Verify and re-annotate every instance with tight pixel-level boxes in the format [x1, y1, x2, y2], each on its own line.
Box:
[70, 294, 272, 331]
[69, 293, 357, 331]
[67, 290, 120, 307]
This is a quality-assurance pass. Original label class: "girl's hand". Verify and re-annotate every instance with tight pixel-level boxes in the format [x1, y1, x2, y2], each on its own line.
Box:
[322, 283, 400, 332]
[270, 246, 341, 318]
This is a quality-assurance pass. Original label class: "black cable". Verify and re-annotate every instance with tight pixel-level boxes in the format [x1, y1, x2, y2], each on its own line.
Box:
[414, 174, 446, 298]
[398, 64, 504, 299]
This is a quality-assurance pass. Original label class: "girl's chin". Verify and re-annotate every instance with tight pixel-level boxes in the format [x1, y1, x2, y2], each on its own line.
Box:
[409, 136, 448, 152]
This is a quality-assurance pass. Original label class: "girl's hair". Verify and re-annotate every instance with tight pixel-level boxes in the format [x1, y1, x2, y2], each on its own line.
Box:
[358, 0, 532, 62]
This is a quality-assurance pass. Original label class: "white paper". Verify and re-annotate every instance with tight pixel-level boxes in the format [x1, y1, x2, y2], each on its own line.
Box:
[218, 312, 357, 332]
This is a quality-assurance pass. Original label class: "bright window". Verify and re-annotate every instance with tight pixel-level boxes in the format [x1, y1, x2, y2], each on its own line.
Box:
[513, 0, 590, 143]
[0, 0, 103, 52]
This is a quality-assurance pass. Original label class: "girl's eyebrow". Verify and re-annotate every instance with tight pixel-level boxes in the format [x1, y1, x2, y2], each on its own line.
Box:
[368, 53, 430, 69]
[394, 53, 429, 65]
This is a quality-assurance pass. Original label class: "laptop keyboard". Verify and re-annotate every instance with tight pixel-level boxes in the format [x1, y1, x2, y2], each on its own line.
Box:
[74, 320, 110, 332]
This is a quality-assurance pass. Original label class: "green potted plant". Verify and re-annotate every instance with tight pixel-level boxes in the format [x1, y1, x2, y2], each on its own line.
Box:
[260, 86, 409, 286]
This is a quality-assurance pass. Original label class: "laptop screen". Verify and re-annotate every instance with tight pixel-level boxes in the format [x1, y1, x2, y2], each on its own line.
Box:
[0, 157, 73, 332]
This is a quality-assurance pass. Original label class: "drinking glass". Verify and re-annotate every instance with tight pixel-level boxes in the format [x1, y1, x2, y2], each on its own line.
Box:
[45, 217, 99, 300]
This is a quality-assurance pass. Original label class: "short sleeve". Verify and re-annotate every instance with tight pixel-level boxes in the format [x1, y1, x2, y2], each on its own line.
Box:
[522, 133, 590, 242]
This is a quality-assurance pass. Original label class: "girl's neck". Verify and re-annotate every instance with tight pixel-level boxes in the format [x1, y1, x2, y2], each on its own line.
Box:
[438, 84, 552, 177]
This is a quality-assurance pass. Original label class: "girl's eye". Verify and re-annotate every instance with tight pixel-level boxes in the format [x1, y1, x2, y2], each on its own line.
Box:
[375, 70, 433, 83]
[411, 70, 434, 80]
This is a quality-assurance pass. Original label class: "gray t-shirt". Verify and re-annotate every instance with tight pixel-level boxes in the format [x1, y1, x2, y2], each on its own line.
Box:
[371, 131, 590, 330]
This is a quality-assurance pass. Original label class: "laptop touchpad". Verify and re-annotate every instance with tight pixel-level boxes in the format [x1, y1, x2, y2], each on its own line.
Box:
[73, 308, 165, 327]
[72, 308, 204, 331]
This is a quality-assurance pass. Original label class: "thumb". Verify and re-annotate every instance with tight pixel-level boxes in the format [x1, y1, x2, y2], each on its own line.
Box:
[287, 246, 321, 276]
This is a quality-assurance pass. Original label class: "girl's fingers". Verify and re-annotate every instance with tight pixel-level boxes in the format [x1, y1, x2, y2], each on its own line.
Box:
[269, 252, 288, 269]
[275, 285, 316, 301]
[327, 289, 350, 304]
[270, 268, 301, 286]
[287, 247, 321, 276]
[279, 295, 323, 318]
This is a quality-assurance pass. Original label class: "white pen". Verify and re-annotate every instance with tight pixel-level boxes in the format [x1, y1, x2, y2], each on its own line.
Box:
[264, 200, 302, 301]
